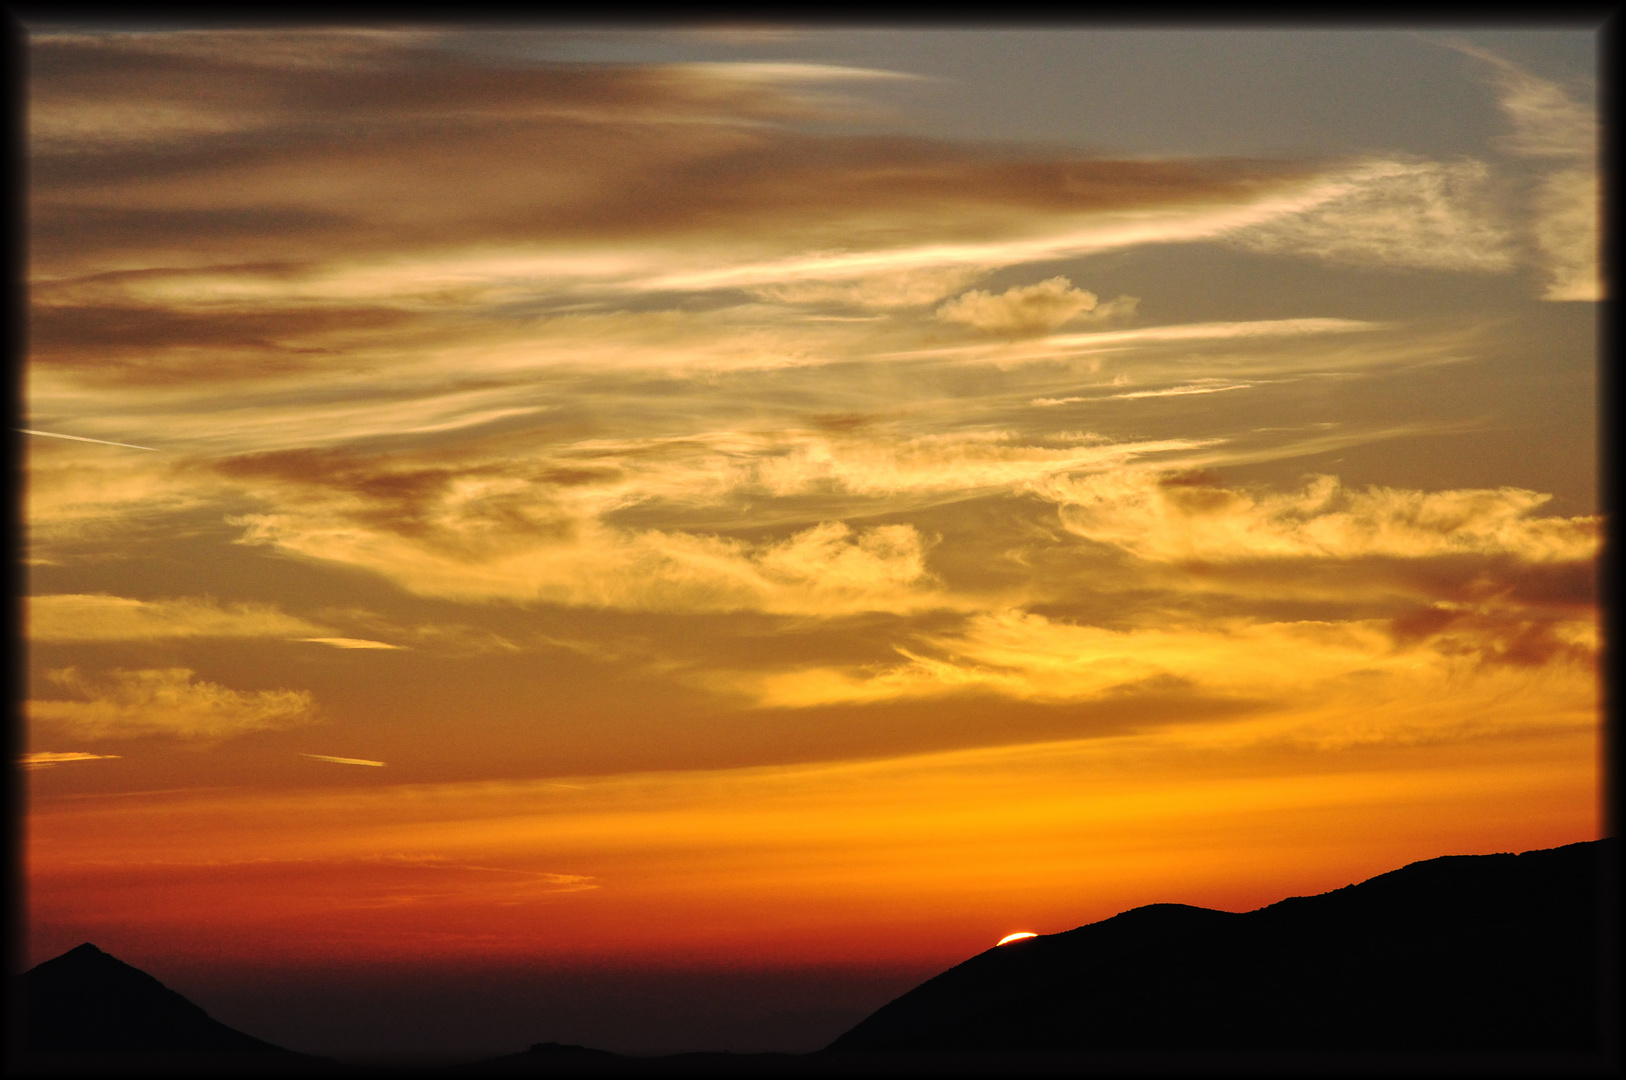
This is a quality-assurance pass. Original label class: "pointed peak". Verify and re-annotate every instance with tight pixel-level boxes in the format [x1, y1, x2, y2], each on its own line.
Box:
[30, 942, 138, 976]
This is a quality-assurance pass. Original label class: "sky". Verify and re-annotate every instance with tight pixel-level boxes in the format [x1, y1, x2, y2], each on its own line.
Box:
[21, 22, 1601, 1061]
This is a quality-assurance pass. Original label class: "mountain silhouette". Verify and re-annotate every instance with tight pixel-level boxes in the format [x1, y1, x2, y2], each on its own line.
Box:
[13, 840, 1613, 1073]
[19, 942, 341, 1072]
[827, 838, 1614, 1058]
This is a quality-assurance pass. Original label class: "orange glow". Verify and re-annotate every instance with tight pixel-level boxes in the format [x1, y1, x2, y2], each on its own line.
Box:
[22, 28, 1598, 1059]
[996, 933, 1038, 946]
[26, 724, 1596, 969]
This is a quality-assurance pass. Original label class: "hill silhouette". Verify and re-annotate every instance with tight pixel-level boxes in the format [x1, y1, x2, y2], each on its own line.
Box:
[13, 840, 1613, 1073]
[18, 942, 341, 1073]
[827, 838, 1614, 1059]
[453, 839, 1614, 1072]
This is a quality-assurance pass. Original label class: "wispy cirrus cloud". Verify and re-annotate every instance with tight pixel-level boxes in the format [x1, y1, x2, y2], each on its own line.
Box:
[29, 593, 325, 641]
[22, 31, 1594, 786]
[1034, 381, 1255, 405]
[1219, 158, 1515, 273]
[197, 429, 1205, 612]
[296, 637, 405, 650]
[21, 428, 158, 451]
[20, 750, 122, 770]
[1043, 470, 1597, 565]
[1450, 42, 1599, 300]
[302, 753, 386, 766]
[741, 605, 1596, 726]
[30, 667, 316, 740]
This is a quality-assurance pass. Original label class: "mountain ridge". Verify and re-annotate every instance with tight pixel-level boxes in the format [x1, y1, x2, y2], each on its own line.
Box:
[18, 941, 343, 1072]
[828, 838, 1613, 1056]
[16, 839, 1615, 1072]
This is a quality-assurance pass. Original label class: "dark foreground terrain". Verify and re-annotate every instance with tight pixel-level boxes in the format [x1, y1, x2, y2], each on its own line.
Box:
[13, 839, 1617, 1073]
[15, 942, 342, 1073]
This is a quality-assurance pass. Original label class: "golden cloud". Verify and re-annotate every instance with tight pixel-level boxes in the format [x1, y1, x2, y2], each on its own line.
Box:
[182, 432, 1198, 613]
[1046, 470, 1597, 564]
[1530, 166, 1599, 301]
[743, 606, 1596, 739]
[29, 593, 324, 641]
[20, 750, 122, 770]
[23, 439, 225, 554]
[230, 509, 944, 615]
[936, 276, 1138, 334]
[30, 667, 316, 740]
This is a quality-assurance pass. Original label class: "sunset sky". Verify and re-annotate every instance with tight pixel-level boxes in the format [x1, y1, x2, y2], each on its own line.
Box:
[23, 23, 1600, 1060]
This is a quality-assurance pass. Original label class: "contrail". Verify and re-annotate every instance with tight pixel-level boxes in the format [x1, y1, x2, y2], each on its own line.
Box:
[20, 429, 158, 451]
[301, 753, 387, 767]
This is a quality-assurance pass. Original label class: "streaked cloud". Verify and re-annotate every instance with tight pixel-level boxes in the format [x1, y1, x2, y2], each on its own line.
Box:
[29, 667, 315, 740]
[1045, 470, 1597, 564]
[886, 316, 1383, 369]
[24, 439, 227, 554]
[1036, 381, 1255, 405]
[1453, 43, 1599, 300]
[1527, 166, 1600, 301]
[745, 605, 1595, 720]
[1221, 158, 1515, 272]
[20, 428, 158, 451]
[20, 750, 121, 770]
[196, 429, 1208, 612]
[296, 637, 405, 650]
[233, 511, 945, 615]
[302, 753, 386, 767]
[29, 593, 324, 641]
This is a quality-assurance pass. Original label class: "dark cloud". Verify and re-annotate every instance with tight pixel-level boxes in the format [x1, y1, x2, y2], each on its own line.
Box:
[1389, 604, 1594, 668]
[29, 302, 417, 383]
[209, 447, 580, 549]
[31, 31, 1313, 272]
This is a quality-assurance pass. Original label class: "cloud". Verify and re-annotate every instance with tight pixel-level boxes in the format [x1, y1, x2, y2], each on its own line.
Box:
[1034, 381, 1254, 405]
[191, 430, 1204, 613]
[233, 511, 945, 615]
[29, 593, 325, 641]
[302, 753, 387, 766]
[749, 266, 985, 310]
[1528, 166, 1600, 301]
[1105, 382, 1253, 401]
[23, 440, 229, 555]
[27, 300, 420, 386]
[1044, 470, 1597, 564]
[1493, 64, 1600, 301]
[1389, 600, 1596, 669]
[1452, 43, 1600, 301]
[20, 751, 121, 770]
[888, 316, 1382, 369]
[745, 606, 1596, 723]
[1221, 158, 1515, 272]
[20, 428, 158, 451]
[29, 668, 316, 740]
[936, 277, 1137, 334]
[1470, 48, 1596, 161]
[296, 637, 405, 650]
[29, 27, 1315, 285]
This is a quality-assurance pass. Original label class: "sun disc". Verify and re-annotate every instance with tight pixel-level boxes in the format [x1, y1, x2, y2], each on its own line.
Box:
[996, 931, 1038, 946]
